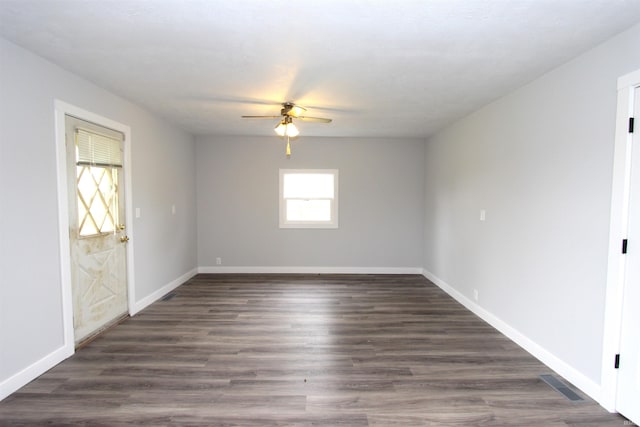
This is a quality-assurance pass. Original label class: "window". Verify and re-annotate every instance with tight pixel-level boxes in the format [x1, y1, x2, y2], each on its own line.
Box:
[279, 169, 338, 228]
[76, 165, 119, 236]
[75, 127, 123, 237]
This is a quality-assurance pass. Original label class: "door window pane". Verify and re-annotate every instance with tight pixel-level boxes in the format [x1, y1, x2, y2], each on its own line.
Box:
[77, 165, 119, 237]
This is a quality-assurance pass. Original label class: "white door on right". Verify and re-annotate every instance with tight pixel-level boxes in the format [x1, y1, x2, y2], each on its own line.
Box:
[617, 86, 640, 426]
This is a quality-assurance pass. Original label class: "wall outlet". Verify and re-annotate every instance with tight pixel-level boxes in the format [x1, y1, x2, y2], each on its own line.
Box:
[135, 207, 141, 218]
[479, 209, 486, 221]
[216, 257, 222, 265]
[473, 289, 479, 302]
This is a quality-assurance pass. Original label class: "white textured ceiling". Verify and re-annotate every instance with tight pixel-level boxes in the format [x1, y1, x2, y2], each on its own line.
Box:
[1, 1, 640, 138]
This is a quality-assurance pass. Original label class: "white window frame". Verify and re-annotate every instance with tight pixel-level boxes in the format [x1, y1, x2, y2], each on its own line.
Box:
[279, 169, 339, 229]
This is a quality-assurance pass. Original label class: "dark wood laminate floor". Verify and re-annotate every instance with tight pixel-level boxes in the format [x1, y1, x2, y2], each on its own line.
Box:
[0, 274, 630, 426]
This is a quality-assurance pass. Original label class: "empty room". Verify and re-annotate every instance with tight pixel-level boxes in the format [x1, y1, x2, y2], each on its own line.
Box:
[1, 1, 639, 425]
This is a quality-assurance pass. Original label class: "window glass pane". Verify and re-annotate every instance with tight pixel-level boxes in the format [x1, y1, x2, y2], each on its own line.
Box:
[283, 173, 334, 199]
[286, 199, 331, 221]
[77, 165, 118, 237]
[79, 216, 98, 236]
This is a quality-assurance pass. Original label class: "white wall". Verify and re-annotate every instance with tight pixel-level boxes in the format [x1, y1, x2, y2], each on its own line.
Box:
[0, 38, 197, 397]
[423, 23, 640, 397]
[196, 136, 424, 271]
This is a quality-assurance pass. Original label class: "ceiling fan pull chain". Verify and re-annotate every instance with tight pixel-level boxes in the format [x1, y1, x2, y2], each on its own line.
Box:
[286, 136, 291, 158]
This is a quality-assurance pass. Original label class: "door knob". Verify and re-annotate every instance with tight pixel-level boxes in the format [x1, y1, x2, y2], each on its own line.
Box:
[118, 224, 126, 230]
[120, 235, 130, 243]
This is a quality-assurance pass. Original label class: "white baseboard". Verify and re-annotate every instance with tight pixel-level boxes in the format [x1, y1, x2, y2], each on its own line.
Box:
[198, 266, 423, 275]
[0, 343, 73, 401]
[422, 269, 602, 403]
[130, 268, 198, 315]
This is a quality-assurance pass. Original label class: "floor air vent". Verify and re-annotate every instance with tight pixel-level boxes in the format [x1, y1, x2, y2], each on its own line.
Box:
[540, 374, 584, 401]
[162, 292, 177, 301]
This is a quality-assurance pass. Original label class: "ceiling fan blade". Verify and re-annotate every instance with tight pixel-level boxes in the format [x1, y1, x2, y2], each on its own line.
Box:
[298, 116, 332, 123]
[286, 104, 307, 118]
[241, 115, 282, 119]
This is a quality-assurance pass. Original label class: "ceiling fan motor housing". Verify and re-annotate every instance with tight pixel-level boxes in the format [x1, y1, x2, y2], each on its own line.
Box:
[281, 102, 301, 116]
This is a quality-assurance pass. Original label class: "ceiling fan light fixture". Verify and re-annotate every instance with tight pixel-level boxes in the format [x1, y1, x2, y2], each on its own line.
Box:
[274, 119, 299, 137]
[290, 105, 306, 117]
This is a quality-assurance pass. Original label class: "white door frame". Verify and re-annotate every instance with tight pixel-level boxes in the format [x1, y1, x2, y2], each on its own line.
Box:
[601, 69, 640, 411]
[54, 100, 136, 354]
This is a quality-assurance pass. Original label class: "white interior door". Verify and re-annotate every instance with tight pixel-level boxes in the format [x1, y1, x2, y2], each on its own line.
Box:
[616, 87, 640, 425]
[65, 115, 129, 345]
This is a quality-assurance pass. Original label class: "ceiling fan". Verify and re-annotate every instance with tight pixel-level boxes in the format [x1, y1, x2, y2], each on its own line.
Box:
[241, 102, 332, 156]
[242, 102, 333, 124]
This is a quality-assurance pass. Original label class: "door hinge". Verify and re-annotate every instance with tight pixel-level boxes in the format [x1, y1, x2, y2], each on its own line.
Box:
[630, 117, 635, 133]
[614, 354, 620, 369]
[622, 239, 628, 254]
